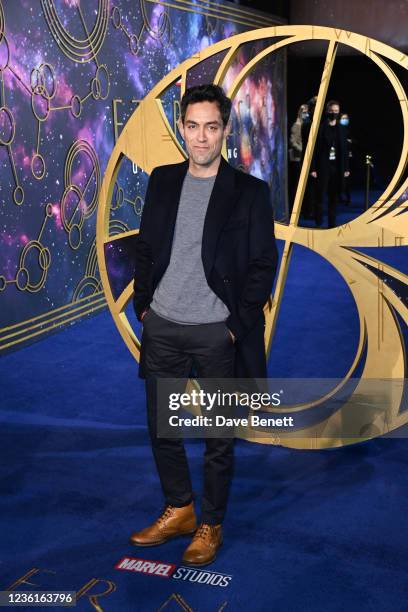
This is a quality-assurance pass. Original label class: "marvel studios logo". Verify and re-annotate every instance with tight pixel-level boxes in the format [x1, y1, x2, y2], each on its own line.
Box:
[115, 557, 232, 587]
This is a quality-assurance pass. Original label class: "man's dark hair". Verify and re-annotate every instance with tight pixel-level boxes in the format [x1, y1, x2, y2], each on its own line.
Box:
[326, 99, 340, 111]
[180, 84, 232, 127]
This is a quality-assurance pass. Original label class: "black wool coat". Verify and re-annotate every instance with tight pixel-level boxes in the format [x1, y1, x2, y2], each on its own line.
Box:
[133, 156, 279, 379]
[311, 122, 350, 177]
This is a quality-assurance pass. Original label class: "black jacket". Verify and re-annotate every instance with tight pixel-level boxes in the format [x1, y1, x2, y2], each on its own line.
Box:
[133, 156, 279, 378]
[311, 121, 350, 177]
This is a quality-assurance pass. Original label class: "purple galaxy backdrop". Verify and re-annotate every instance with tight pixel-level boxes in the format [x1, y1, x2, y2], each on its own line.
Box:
[0, 0, 285, 346]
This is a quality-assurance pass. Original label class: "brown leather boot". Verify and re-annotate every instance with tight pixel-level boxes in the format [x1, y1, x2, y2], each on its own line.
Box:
[181, 523, 223, 566]
[129, 502, 197, 547]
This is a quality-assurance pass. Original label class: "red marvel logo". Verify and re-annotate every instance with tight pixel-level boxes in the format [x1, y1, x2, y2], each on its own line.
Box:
[115, 557, 176, 578]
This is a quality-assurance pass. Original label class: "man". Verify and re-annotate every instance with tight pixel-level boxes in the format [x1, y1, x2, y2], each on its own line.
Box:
[131, 84, 278, 566]
[310, 100, 350, 228]
[300, 95, 317, 220]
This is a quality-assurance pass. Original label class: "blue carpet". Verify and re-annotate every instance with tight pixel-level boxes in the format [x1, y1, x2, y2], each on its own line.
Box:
[1, 305, 407, 611]
[299, 189, 380, 230]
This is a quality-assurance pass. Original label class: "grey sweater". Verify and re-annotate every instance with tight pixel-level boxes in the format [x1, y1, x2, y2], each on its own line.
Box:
[150, 171, 230, 324]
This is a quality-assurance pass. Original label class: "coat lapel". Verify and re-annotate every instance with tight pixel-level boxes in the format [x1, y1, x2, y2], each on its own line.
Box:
[157, 156, 239, 285]
[155, 159, 189, 284]
[165, 159, 189, 232]
[202, 156, 239, 281]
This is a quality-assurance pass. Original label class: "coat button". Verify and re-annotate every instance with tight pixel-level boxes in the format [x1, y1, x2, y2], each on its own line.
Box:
[223, 276, 230, 283]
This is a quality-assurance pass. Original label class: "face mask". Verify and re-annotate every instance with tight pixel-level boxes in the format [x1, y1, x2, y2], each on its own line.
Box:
[327, 111, 339, 121]
[340, 118, 349, 126]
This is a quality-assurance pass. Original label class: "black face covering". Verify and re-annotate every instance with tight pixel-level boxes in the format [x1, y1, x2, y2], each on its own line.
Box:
[327, 111, 339, 121]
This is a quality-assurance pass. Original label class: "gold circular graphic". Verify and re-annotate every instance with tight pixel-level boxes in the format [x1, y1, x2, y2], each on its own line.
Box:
[70, 94, 82, 118]
[61, 184, 84, 233]
[111, 6, 121, 30]
[72, 276, 101, 301]
[141, 0, 171, 46]
[0, 33, 10, 71]
[41, 0, 109, 63]
[13, 185, 24, 206]
[19, 240, 50, 292]
[111, 183, 124, 210]
[129, 34, 140, 56]
[97, 26, 408, 449]
[64, 139, 101, 219]
[31, 153, 46, 180]
[0, 106, 15, 146]
[16, 267, 29, 291]
[31, 92, 50, 122]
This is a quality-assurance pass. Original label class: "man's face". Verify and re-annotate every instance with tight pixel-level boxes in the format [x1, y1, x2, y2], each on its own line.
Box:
[178, 101, 230, 169]
[328, 104, 340, 115]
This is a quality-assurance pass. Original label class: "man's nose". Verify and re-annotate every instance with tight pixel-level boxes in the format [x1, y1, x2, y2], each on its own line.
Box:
[197, 127, 207, 141]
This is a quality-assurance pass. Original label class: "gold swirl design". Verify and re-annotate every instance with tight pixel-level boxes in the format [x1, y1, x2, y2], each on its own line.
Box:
[97, 26, 408, 449]
[140, 0, 171, 46]
[62, 140, 101, 250]
[41, 0, 109, 63]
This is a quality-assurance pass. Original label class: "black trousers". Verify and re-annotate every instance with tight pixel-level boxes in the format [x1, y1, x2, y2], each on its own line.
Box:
[142, 308, 236, 525]
[315, 161, 341, 228]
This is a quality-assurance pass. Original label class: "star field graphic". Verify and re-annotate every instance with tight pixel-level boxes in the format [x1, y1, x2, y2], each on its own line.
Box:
[0, 0, 284, 349]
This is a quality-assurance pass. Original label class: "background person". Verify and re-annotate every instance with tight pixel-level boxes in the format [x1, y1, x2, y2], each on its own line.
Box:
[310, 100, 350, 227]
[300, 95, 318, 220]
[288, 103, 309, 213]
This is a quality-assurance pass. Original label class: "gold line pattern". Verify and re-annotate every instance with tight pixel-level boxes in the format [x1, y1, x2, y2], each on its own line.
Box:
[97, 25, 408, 449]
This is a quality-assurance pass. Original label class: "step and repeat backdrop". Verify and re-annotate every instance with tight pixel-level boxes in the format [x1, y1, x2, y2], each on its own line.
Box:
[0, 0, 285, 352]
[3, 3, 406, 449]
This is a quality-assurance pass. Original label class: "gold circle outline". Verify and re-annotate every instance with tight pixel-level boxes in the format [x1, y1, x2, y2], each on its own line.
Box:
[64, 139, 101, 219]
[13, 185, 24, 206]
[69, 223, 82, 250]
[133, 195, 144, 216]
[0, 106, 15, 146]
[38, 62, 57, 100]
[31, 153, 46, 180]
[129, 34, 140, 56]
[70, 94, 82, 118]
[97, 25, 408, 449]
[41, 0, 109, 63]
[61, 184, 85, 232]
[95, 64, 110, 100]
[15, 267, 29, 291]
[19, 240, 50, 292]
[31, 91, 50, 122]
[111, 6, 121, 30]
[0, 33, 10, 71]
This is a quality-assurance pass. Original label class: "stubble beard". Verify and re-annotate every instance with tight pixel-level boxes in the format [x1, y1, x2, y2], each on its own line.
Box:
[188, 144, 221, 168]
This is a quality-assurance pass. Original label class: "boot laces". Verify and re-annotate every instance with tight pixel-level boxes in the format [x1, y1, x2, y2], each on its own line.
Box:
[195, 523, 217, 541]
[157, 505, 174, 525]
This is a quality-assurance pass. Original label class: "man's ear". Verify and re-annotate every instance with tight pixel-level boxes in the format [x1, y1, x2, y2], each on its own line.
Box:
[177, 118, 185, 139]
